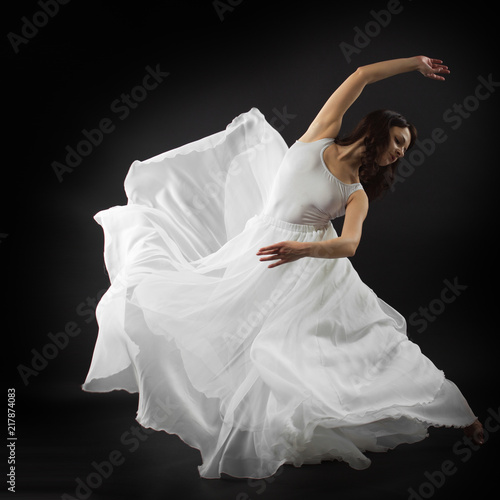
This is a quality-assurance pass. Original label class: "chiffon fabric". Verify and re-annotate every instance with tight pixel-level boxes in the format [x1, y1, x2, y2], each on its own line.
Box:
[82, 108, 477, 479]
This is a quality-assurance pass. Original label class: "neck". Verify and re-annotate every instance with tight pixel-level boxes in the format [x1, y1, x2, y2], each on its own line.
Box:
[333, 138, 365, 179]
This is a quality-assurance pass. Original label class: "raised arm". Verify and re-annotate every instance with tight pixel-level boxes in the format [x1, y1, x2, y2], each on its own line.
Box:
[299, 56, 449, 143]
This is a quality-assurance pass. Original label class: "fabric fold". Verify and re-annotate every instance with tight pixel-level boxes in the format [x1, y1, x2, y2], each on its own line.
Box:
[82, 108, 477, 479]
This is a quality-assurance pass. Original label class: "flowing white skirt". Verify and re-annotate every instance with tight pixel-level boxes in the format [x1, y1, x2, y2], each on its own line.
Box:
[82, 108, 477, 479]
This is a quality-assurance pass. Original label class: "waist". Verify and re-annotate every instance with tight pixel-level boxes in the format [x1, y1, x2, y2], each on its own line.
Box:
[255, 212, 331, 233]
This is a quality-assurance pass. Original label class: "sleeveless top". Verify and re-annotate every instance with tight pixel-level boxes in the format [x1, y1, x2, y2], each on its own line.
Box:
[262, 138, 364, 226]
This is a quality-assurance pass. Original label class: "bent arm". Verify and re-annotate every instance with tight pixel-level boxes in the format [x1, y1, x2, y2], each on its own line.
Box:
[305, 190, 369, 258]
[299, 56, 448, 142]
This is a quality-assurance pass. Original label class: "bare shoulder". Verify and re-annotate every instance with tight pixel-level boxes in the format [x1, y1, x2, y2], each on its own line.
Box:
[346, 189, 369, 217]
[341, 188, 368, 245]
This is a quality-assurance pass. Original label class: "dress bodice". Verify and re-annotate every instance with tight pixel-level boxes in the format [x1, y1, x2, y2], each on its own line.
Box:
[262, 138, 364, 226]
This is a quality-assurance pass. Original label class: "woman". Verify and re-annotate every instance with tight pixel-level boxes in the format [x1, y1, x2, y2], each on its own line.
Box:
[258, 56, 439, 266]
[83, 55, 483, 479]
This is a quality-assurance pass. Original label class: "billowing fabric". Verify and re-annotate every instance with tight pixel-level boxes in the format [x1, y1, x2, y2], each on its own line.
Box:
[82, 107, 476, 479]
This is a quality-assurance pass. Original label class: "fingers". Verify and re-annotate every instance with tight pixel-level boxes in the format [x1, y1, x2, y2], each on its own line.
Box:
[428, 73, 445, 81]
[258, 254, 279, 262]
[430, 60, 450, 75]
[256, 242, 284, 255]
[424, 57, 450, 79]
[418, 57, 449, 82]
[256, 252, 284, 267]
[256, 247, 277, 255]
[257, 242, 282, 264]
[427, 57, 446, 67]
[256, 241, 298, 268]
[267, 259, 285, 269]
[256, 247, 286, 268]
[433, 65, 450, 73]
[427, 65, 449, 81]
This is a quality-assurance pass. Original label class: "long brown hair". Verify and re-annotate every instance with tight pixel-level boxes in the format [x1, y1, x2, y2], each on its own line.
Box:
[335, 110, 417, 201]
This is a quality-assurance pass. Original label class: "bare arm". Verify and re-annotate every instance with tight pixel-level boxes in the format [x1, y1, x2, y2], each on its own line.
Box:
[305, 190, 369, 258]
[256, 190, 369, 268]
[299, 56, 449, 142]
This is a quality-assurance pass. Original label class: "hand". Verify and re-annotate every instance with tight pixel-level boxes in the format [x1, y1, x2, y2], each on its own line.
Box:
[415, 56, 450, 81]
[256, 241, 309, 268]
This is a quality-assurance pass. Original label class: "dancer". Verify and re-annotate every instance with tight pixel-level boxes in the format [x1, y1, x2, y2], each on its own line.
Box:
[83, 55, 483, 479]
[256, 53, 484, 442]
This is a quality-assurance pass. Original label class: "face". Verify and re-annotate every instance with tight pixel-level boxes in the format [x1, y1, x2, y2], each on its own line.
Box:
[377, 126, 412, 166]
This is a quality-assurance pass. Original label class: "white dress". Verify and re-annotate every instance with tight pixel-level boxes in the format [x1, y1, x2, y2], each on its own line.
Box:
[82, 107, 477, 479]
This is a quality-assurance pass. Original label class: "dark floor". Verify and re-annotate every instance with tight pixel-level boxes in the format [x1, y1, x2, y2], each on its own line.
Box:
[8, 355, 498, 500]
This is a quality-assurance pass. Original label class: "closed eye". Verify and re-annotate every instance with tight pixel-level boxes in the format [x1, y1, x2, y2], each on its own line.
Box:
[396, 136, 407, 153]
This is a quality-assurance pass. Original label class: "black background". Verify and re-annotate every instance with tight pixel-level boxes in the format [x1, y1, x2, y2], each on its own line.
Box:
[3, 1, 499, 499]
